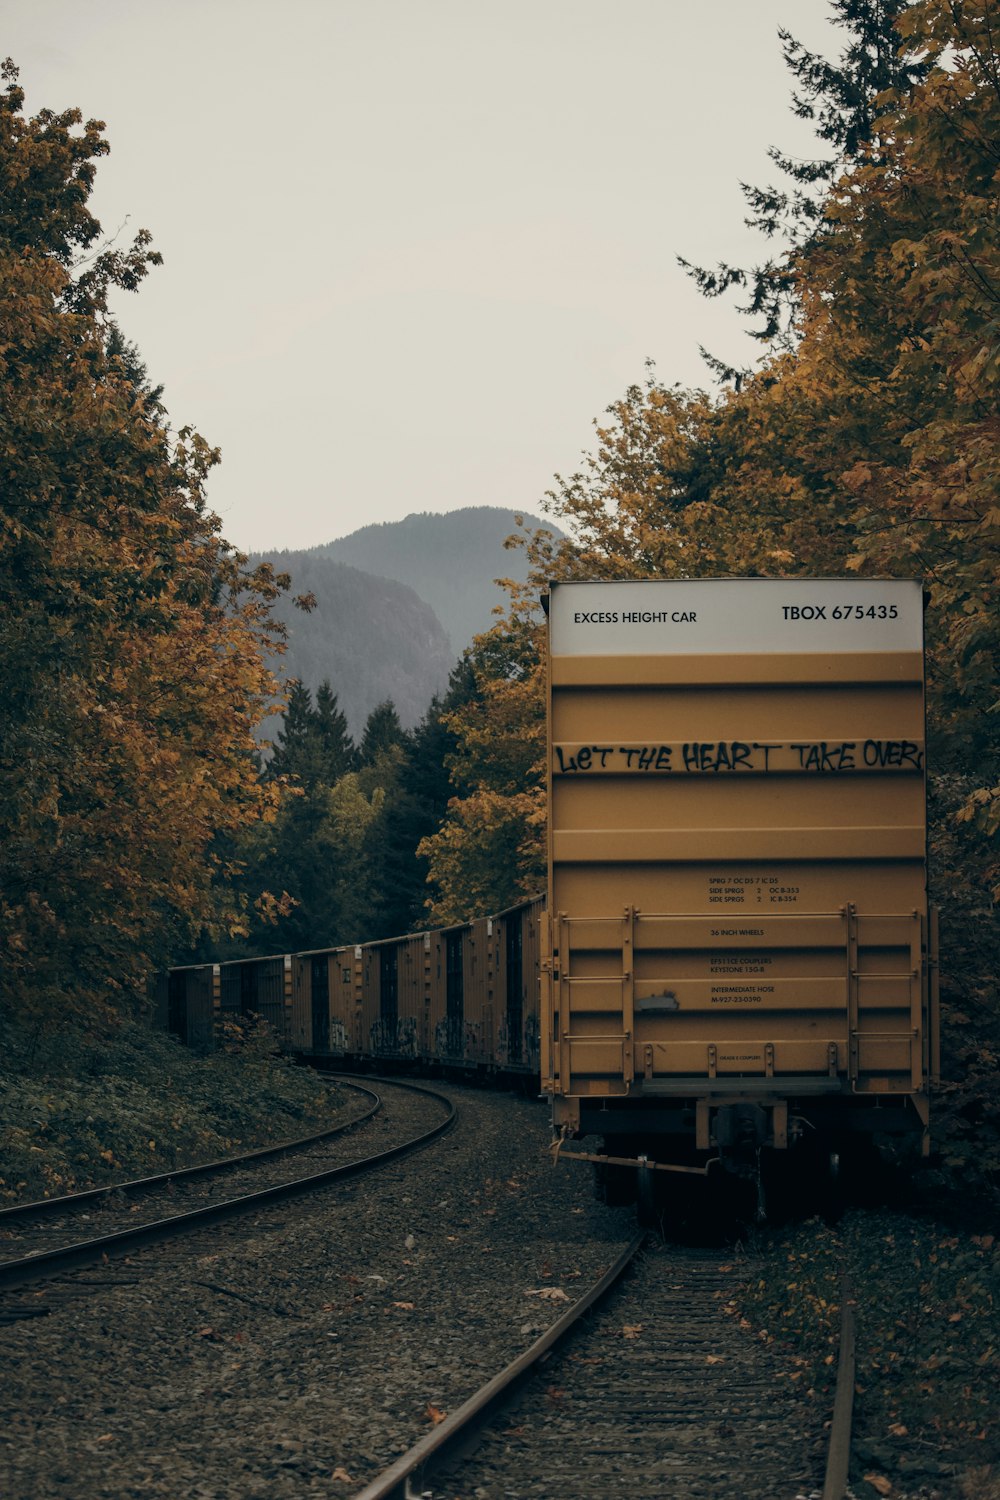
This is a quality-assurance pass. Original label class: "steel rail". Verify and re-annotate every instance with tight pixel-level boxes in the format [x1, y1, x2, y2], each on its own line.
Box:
[822, 1274, 857, 1500]
[0, 1081, 455, 1293]
[0, 1080, 381, 1223]
[350, 1233, 647, 1500]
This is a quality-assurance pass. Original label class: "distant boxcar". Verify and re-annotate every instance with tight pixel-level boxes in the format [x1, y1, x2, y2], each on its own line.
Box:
[541, 578, 938, 1202]
[174, 898, 544, 1080]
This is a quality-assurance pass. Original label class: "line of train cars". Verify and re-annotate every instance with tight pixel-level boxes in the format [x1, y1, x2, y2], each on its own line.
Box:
[154, 896, 544, 1080]
[159, 578, 940, 1213]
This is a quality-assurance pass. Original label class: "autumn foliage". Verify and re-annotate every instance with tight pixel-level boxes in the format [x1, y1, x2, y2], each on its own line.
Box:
[423, 0, 999, 975]
[0, 62, 291, 1021]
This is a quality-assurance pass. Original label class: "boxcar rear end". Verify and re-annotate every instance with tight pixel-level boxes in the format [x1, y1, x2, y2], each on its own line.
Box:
[542, 579, 938, 1197]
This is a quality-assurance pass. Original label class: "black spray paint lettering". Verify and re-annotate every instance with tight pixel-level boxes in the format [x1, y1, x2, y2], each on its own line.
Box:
[552, 740, 922, 774]
[863, 739, 924, 770]
[791, 742, 857, 772]
[681, 742, 762, 773]
[620, 745, 674, 771]
[553, 744, 616, 773]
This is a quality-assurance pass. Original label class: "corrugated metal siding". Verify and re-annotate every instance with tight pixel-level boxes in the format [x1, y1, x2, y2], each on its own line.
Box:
[543, 580, 932, 1115]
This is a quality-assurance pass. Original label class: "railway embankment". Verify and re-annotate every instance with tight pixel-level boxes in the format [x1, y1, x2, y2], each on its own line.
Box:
[0, 1010, 346, 1208]
[740, 1209, 999, 1499]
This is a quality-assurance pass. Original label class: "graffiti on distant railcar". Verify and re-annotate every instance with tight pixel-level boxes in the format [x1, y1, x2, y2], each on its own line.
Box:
[434, 1018, 485, 1059]
[369, 1017, 418, 1056]
[524, 1013, 541, 1066]
[328, 1020, 350, 1054]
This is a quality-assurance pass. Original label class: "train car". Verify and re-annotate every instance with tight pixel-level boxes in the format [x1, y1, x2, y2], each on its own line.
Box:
[156, 953, 294, 1051]
[161, 897, 545, 1082]
[153, 962, 218, 1051]
[290, 945, 358, 1056]
[495, 898, 544, 1073]
[218, 954, 292, 1038]
[358, 932, 428, 1061]
[541, 578, 939, 1210]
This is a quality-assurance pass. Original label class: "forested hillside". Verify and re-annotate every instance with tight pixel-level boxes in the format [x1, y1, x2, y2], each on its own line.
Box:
[249, 550, 454, 737]
[314, 506, 560, 653]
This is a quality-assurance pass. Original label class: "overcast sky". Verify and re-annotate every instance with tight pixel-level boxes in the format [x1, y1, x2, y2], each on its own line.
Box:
[8, 0, 840, 553]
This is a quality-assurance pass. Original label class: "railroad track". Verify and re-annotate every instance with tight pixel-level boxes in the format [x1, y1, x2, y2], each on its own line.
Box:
[353, 1237, 856, 1500]
[0, 1077, 454, 1299]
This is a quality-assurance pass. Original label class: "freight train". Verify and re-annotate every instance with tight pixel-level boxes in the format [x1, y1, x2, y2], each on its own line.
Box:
[156, 896, 544, 1079]
[159, 577, 939, 1218]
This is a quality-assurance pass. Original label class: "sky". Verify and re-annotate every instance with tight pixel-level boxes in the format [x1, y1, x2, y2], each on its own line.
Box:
[8, 0, 841, 554]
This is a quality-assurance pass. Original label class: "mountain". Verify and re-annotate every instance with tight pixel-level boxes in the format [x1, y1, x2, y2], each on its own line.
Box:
[314, 506, 559, 654]
[252, 551, 453, 739]
[254, 507, 560, 742]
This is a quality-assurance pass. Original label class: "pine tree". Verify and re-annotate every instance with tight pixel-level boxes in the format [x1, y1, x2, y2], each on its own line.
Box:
[679, 0, 927, 371]
[267, 681, 322, 785]
[357, 700, 406, 766]
[314, 680, 356, 781]
[367, 660, 478, 935]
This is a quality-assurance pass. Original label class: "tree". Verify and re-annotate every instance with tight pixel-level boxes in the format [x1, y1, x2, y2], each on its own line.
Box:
[679, 1, 927, 371]
[313, 681, 355, 781]
[357, 700, 406, 766]
[0, 62, 291, 1020]
[267, 681, 320, 785]
[229, 770, 383, 954]
[367, 659, 478, 935]
[267, 679, 356, 790]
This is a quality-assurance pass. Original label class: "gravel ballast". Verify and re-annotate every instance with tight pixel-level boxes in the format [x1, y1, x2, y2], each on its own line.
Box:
[2, 1083, 641, 1498]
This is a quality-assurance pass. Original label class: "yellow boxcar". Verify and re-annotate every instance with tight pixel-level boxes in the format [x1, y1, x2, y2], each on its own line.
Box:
[542, 579, 938, 1193]
[495, 898, 545, 1071]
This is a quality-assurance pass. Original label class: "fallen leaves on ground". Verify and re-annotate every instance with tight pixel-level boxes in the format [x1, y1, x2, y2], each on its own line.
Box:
[737, 1211, 1000, 1487]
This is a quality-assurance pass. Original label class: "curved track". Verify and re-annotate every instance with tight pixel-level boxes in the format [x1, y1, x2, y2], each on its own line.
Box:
[0, 1077, 380, 1225]
[0, 1078, 454, 1294]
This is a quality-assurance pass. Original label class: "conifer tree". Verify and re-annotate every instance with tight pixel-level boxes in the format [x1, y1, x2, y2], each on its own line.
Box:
[358, 701, 406, 766]
[313, 681, 356, 781]
[679, 0, 927, 369]
[267, 682, 320, 785]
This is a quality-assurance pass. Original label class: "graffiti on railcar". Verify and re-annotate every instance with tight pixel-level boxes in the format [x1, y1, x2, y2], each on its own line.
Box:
[433, 1018, 484, 1061]
[327, 1020, 350, 1055]
[523, 1013, 541, 1067]
[369, 1016, 418, 1057]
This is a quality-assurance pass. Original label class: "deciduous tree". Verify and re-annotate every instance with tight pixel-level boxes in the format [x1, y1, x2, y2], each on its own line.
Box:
[0, 62, 290, 1020]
